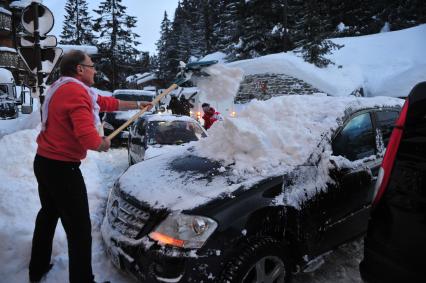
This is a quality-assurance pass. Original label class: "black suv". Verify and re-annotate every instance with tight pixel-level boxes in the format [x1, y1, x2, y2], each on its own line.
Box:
[102, 96, 402, 282]
[360, 82, 426, 283]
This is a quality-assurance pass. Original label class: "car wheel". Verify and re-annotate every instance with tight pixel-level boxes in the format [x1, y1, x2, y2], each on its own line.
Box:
[220, 237, 291, 283]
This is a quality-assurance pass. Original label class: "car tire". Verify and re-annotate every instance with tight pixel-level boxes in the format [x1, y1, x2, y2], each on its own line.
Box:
[220, 237, 291, 283]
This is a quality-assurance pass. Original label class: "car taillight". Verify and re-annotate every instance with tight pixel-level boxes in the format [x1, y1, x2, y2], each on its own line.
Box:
[372, 100, 409, 206]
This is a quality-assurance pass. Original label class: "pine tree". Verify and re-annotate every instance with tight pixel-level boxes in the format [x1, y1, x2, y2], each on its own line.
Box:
[60, 0, 95, 45]
[214, 0, 246, 60]
[299, 0, 343, 67]
[156, 11, 174, 81]
[93, 0, 141, 89]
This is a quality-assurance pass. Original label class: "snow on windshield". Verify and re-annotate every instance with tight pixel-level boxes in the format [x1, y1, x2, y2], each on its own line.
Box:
[195, 94, 404, 175]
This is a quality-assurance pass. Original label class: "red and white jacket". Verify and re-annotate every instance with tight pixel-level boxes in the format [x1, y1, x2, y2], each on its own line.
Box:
[37, 82, 119, 162]
[202, 107, 222, 130]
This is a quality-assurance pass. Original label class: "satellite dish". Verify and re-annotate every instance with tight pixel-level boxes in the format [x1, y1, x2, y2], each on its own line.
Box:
[21, 3, 54, 36]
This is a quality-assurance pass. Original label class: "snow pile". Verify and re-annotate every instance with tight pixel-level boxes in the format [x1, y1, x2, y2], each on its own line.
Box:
[195, 94, 403, 174]
[0, 127, 132, 282]
[192, 64, 244, 102]
[328, 24, 426, 97]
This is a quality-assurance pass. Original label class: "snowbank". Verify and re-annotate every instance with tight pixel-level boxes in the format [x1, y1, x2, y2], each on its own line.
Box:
[328, 24, 426, 97]
[195, 95, 404, 174]
[0, 128, 132, 282]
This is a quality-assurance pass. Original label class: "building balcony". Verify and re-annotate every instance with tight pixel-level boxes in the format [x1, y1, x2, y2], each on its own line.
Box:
[0, 9, 12, 35]
[0, 49, 20, 69]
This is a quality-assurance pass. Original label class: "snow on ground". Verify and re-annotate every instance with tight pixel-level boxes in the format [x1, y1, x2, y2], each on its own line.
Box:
[0, 105, 40, 139]
[0, 125, 132, 283]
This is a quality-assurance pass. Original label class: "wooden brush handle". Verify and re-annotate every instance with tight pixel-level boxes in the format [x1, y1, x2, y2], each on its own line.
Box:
[106, 83, 179, 141]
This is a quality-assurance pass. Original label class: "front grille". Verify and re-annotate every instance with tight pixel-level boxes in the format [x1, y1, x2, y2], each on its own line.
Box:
[108, 189, 151, 238]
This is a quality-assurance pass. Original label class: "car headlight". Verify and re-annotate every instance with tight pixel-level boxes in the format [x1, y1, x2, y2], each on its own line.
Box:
[149, 213, 217, 249]
[103, 121, 114, 130]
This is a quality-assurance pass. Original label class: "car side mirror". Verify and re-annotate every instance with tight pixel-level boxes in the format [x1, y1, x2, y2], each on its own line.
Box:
[329, 156, 352, 175]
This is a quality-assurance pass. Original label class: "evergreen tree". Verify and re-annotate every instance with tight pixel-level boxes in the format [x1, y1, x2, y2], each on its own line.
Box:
[373, 0, 426, 31]
[93, 0, 141, 89]
[214, 0, 245, 60]
[156, 11, 174, 81]
[60, 0, 95, 45]
[299, 0, 343, 67]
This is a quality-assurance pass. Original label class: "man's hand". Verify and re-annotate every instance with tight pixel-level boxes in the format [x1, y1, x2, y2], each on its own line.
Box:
[118, 100, 154, 111]
[97, 137, 111, 152]
[137, 101, 153, 111]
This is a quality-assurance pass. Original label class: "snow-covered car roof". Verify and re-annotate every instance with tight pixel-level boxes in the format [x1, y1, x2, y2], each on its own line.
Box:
[143, 113, 199, 123]
[117, 95, 403, 211]
[113, 89, 156, 96]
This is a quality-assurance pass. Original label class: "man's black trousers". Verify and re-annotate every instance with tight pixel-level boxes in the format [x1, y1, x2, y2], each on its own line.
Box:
[29, 154, 95, 283]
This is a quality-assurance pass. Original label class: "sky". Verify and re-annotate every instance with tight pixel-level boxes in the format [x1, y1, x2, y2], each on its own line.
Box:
[42, 0, 179, 55]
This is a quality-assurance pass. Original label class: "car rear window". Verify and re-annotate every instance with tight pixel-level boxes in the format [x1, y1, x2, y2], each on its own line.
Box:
[376, 111, 399, 147]
[146, 121, 206, 145]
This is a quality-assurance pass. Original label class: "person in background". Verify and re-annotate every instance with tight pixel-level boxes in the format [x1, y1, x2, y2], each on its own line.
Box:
[202, 102, 222, 130]
[167, 95, 180, 114]
[180, 95, 194, 116]
[29, 50, 151, 283]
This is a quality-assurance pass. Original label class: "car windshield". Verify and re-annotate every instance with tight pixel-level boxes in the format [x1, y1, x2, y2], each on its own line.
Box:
[113, 94, 154, 102]
[146, 120, 206, 145]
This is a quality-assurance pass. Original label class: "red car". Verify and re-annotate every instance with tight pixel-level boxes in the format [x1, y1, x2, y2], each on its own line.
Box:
[360, 81, 426, 283]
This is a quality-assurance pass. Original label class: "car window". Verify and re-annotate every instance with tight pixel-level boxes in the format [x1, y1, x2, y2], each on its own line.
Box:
[332, 112, 376, 161]
[375, 111, 399, 147]
[146, 120, 206, 145]
[113, 94, 154, 102]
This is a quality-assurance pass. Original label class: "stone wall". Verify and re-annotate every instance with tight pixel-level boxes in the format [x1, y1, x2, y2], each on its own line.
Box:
[235, 73, 327, 103]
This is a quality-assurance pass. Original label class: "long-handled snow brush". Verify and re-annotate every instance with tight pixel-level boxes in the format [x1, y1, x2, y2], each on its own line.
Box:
[106, 60, 218, 141]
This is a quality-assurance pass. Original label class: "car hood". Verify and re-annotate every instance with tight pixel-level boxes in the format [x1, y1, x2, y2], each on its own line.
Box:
[144, 144, 187, 160]
[117, 145, 265, 211]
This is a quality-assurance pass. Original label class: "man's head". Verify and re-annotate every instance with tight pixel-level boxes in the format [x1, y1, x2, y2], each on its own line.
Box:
[60, 50, 97, 86]
[202, 103, 210, 112]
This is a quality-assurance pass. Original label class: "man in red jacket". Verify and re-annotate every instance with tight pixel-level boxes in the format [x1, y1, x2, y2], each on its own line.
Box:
[202, 103, 222, 130]
[29, 50, 152, 283]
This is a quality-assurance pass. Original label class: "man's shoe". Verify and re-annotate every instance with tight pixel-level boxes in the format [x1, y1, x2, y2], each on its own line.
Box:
[29, 263, 54, 283]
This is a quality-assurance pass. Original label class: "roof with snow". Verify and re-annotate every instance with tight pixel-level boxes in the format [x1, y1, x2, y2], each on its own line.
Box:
[58, 45, 98, 55]
[0, 7, 12, 15]
[222, 24, 426, 98]
[126, 73, 157, 85]
[10, 0, 39, 8]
